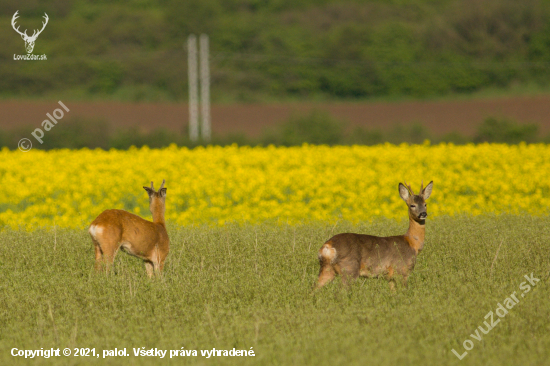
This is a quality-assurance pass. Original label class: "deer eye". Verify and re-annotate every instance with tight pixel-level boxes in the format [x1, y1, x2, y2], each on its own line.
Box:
[410, 205, 416, 208]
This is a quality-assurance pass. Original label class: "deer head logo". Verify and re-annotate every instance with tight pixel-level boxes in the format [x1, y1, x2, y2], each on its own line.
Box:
[11, 11, 49, 54]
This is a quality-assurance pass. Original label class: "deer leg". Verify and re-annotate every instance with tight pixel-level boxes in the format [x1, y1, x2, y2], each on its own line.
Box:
[91, 224, 121, 275]
[98, 241, 119, 275]
[153, 261, 161, 276]
[316, 244, 338, 289]
[340, 261, 360, 288]
[341, 271, 359, 288]
[147, 246, 165, 277]
[158, 253, 168, 274]
[92, 239, 103, 272]
[401, 275, 408, 288]
[145, 261, 154, 278]
[386, 266, 397, 292]
[316, 265, 336, 289]
[103, 251, 118, 274]
[159, 246, 169, 273]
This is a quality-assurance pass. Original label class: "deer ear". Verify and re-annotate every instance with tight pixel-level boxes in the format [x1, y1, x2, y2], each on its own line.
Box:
[422, 181, 433, 200]
[399, 183, 410, 202]
[143, 187, 154, 196]
[159, 188, 167, 197]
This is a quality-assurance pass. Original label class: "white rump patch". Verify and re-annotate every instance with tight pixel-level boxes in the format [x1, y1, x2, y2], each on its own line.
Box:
[319, 244, 337, 262]
[88, 224, 103, 240]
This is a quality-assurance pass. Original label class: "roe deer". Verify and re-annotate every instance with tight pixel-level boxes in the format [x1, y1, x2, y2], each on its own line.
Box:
[89, 180, 169, 277]
[316, 181, 433, 290]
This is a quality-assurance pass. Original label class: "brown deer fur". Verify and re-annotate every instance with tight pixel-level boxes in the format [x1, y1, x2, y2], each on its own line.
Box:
[89, 180, 169, 277]
[316, 181, 433, 290]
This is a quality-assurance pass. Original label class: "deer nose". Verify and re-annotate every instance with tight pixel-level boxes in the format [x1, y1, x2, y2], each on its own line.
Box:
[419, 212, 427, 219]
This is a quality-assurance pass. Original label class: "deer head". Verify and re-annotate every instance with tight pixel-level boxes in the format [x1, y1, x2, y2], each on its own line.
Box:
[12, 11, 49, 54]
[143, 180, 167, 223]
[399, 180, 433, 223]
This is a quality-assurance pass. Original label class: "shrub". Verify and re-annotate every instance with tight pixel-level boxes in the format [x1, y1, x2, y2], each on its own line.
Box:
[262, 110, 345, 146]
[474, 117, 539, 144]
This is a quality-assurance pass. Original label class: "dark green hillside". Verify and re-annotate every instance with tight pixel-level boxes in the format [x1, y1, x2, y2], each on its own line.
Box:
[2, 0, 550, 101]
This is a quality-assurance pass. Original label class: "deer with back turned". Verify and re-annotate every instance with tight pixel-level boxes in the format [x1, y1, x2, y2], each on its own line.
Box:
[89, 180, 169, 277]
[316, 181, 433, 290]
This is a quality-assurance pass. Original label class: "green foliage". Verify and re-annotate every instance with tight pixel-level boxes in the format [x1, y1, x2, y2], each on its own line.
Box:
[0, 216, 549, 365]
[88, 62, 125, 94]
[42, 118, 110, 149]
[346, 123, 432, 145]
[2, 113, 549, 150]
[474, 117, 539, 144]
[2, 0, 550, 101]
[109, 127, 179, 150]
[262, 110, 345, 146]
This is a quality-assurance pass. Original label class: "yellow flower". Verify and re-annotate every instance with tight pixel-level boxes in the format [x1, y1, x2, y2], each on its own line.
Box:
[1, 143, 549, 230]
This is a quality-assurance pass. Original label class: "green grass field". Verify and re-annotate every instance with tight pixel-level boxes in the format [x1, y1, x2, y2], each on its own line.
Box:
[1, 215, 549, 365]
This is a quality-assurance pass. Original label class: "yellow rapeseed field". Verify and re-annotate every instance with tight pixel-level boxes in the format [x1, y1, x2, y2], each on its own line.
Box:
[1, 143, 549, 230]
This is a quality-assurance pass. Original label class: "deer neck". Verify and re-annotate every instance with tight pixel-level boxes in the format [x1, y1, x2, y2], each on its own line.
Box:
[404, 216, 425, 254]
[150, 200, 165, 225]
